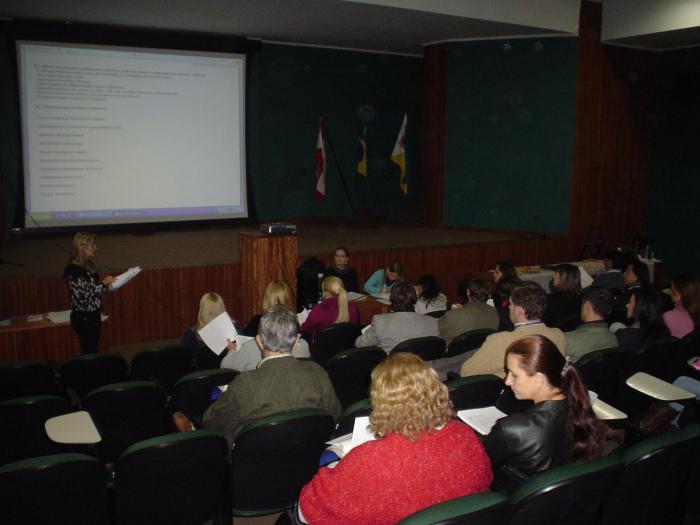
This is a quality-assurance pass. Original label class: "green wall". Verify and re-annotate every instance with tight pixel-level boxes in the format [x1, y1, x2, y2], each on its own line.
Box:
[0, 38, 422, 232]
[647, 48, 700, 276]
[444, 37, 578, 233]
[248, 43, 421, 219]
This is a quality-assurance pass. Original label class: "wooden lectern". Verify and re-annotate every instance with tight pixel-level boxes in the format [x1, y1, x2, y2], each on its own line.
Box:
[239, 231, 298, 323]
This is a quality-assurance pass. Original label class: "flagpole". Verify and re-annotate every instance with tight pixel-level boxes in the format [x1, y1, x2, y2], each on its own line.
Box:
[361, 124, 367, 208]
[320, 112, 357, 215]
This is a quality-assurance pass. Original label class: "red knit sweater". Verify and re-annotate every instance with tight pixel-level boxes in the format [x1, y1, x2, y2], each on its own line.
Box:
[299, 420, 493, 525]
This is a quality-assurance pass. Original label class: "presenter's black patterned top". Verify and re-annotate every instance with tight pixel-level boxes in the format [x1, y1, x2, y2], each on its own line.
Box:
[64, 263, 109, 312]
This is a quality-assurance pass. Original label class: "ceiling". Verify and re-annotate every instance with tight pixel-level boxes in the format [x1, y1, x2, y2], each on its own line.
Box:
[0, 0, 570, 56]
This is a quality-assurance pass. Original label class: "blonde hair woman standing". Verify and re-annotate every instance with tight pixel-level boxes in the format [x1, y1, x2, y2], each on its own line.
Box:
[300, 276, 359, 341]
[63, 232, 113, 354]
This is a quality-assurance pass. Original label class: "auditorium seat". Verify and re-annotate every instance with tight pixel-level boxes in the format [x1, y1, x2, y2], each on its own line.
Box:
[114, 430, 228, 525]
[445, 374, 503, 411]
[309, 322, 363, 364]
[576, 347, 627, 403]
[129, 344, 194, 393]
[444, 329, 496, 358]
[552, 313, 581, 332]
[618, 336, 679, 417]
[397, 491, 510, 525]
[169, 368, 238, 421]
[0, 453, 108, 525]
[230, 408, 335, 516]
[391, 336, 446, 361]
[0, 395, 85, 465]
[59, 353, 129, 401]
[602, 424, 699, 525]
[507, 453, 623, 525]
[323, 346, 386, 409]
[334, 398, 372, 438]
[0, 360, 62, 402]
[83, 381, 172, 462]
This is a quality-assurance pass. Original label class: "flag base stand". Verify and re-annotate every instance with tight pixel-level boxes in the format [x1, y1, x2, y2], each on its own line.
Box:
[347, 207, 379, 228]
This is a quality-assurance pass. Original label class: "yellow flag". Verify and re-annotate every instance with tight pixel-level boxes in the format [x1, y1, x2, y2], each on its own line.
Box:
[357, 137, 367, 177]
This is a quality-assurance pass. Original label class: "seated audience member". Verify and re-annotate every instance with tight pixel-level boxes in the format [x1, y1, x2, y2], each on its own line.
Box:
[453, 277, 471, 307]
[298, 353, 493, 525]
[221, 306, 309, 373]
[182, 292, 233, 370]
[565, 287, 618, 362]
[414, 274, 447, 314]
[363, 261, 403, 295]
[493, 261, 520, 331]
[611, 286, 669, 354]
[544, 264, 582, 328]
[242, 280, 293, 336]
[439, 277, 499, 345]
[663, 274, 700, 339]
[623, 258, 649, 289]
[323, 246, 359, 293]
[355, 282, 439, 354]
[483, 335, 609, 494]
[460, 281, 565, 379]
[175, 306, 341, 448]
[591, 251, 625, 290]
[300, 276, 359, 340]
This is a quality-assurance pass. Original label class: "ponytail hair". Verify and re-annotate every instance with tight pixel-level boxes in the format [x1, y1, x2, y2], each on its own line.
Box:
[322, 276, 349, 324]
[505, 335, 606, 462]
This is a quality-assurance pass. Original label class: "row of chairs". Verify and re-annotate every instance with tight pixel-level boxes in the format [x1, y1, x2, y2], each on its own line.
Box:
[6, 405, 696, 525]
[310, 321, 495, 363]
[0, 343, 195, 403]
[2, 409, 335, 524]
[1, 367, 238, 465]
[1, 430, 229, 525]
[396, 423, 699, 525]
[574, 329, 700, 420]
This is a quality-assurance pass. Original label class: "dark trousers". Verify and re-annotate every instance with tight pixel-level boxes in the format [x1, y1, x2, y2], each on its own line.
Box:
[70, 310, 101, 354]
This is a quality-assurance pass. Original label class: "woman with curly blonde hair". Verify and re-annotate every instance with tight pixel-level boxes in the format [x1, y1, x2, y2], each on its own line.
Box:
[299, 353, 492, 525]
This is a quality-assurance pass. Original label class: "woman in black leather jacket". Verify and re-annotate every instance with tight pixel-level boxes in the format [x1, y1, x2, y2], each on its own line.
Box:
[482, 335, 607, 494]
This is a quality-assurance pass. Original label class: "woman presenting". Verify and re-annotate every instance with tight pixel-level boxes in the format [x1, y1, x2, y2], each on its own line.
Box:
[63, 232, 113, 354]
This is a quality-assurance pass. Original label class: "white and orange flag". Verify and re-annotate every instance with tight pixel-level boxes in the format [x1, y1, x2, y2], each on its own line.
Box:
[314, 117, 327, 202]
[391, 114, 407, 194]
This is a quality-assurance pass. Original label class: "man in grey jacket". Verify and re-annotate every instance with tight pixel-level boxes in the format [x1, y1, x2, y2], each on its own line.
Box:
[565, 287, 618, 362]
[438, 277, 499, 345]
[355, 282, 438, 354]
[174, 306, 341, 448]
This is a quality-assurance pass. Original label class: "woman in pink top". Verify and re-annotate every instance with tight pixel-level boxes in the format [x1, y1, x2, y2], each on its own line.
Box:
[298, 353, 492, 525]
[663, 274, 700, 339]
[301, 276, 359, 341]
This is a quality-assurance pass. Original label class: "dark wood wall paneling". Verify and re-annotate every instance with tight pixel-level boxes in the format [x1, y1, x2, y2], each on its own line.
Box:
[569, 1, 657, 249]
[419, 44, 448, 228]
[0, 237, 576, 363]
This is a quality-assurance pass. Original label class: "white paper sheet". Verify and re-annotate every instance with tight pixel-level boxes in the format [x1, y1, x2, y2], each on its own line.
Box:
[325, 416, 377, 456]
[110, 266, 142, 290]
[47, 310, 71, 323]
[370, 292, 391, 305]
[197, 312, 237, 355]
[457, 406, 507, 435]
[347, 292, 366, 302]
[297, 308, 310, 325]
